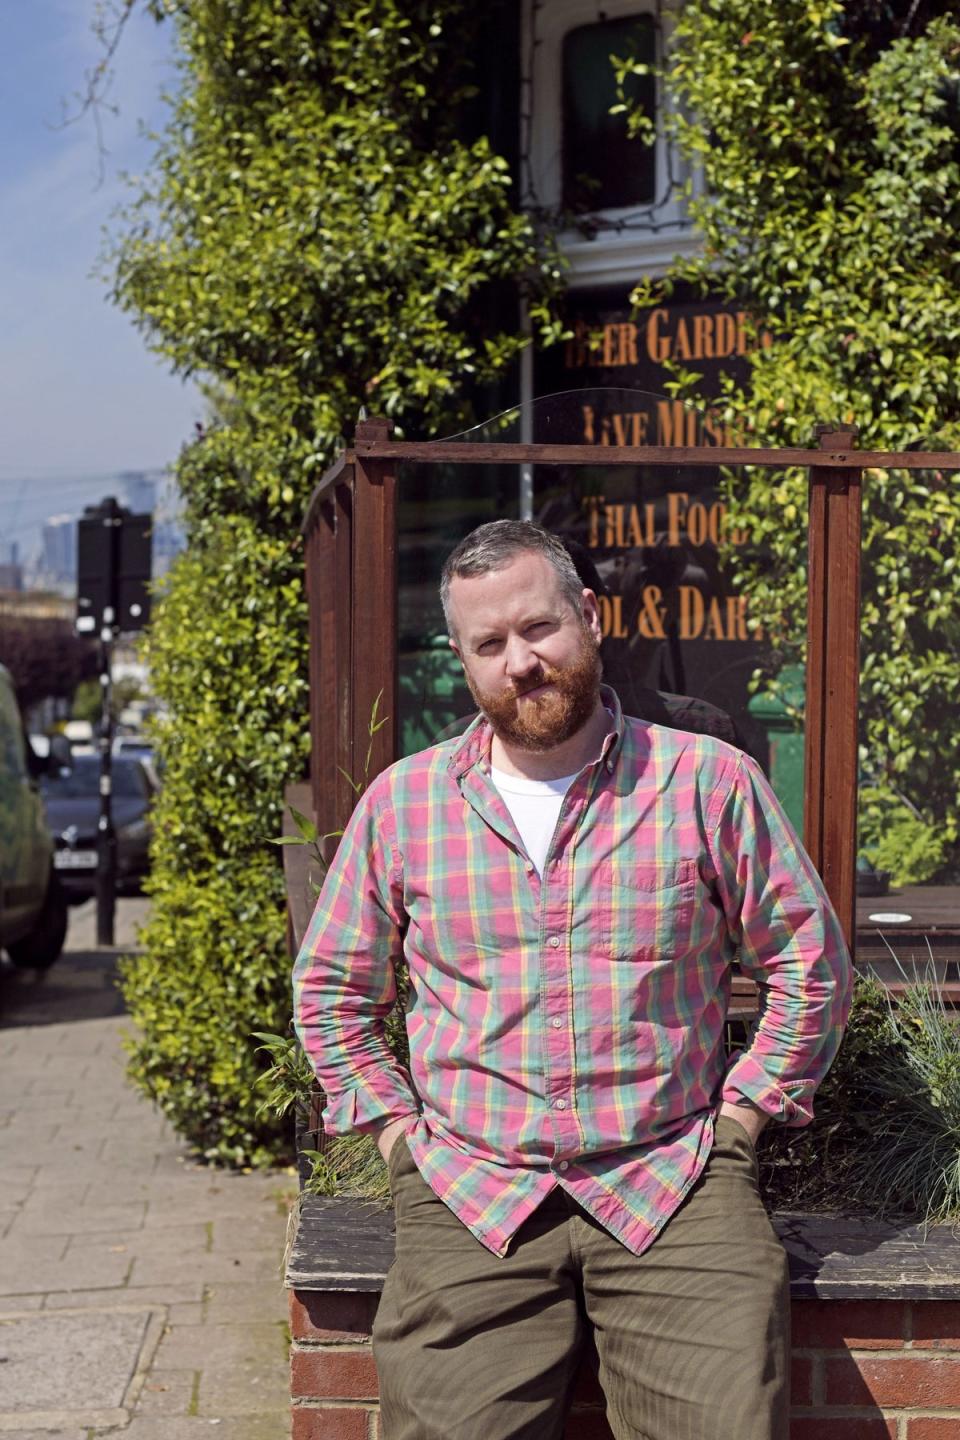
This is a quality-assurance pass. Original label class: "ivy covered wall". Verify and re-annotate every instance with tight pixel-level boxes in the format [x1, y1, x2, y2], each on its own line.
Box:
[111, 0, 561, 1163]
[624, 1, 960, 885]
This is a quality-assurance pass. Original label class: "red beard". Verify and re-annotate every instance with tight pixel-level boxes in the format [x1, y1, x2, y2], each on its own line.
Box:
[465, 628, 602, 752]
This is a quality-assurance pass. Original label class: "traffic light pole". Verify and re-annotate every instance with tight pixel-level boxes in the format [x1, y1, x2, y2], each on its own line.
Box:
[77, 493, 153, 948]
[93, 497, 124, 949]
[96, 626, 117, 948]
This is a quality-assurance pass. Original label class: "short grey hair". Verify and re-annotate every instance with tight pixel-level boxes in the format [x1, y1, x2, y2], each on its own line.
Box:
[440, 520, 584, 638]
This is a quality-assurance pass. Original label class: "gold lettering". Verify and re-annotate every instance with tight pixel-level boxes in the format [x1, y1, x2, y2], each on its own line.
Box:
[679, 586, 704, 640]
[618, 323, 639, 366]
[564, 320, 590, 369]
[667, 492, 689, 547]
[582, 404, 595, 444]
[701, 409, 728, 447]
[602, 323, 620, 367]
[604, 505, 625, 548]
[714, 312, 737, 359]
[673, 317, 692, 361]
[582, 494, 605, 548]
[686, 502, 708, 547]
[598, 594, 629, 639]
[646, 308, 671, 364]
[693, 314, 715, 360]
[625, 504, 655, 547]
[656, 401, 698, 447]
[726, 595, 749, 641]
[611, 413, 631, 447]
[643, 501, 656, 542]
[705, 597, 726, 640]
[637, 586, 666, 640]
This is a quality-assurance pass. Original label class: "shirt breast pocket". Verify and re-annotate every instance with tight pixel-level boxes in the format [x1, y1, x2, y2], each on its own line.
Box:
[599, 857, 701, 962]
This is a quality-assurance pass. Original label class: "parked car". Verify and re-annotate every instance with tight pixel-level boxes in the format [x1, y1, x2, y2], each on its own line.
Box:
[113, 735, 161, 790]
[0, 665, 70, 969]
[41, 754, 156, 901]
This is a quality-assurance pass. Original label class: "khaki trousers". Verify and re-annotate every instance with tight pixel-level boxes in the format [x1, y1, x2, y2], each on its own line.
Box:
[372, 1117, 790, 1440]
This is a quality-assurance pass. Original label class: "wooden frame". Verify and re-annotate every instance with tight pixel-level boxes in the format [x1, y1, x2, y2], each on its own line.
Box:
[300, 416, 960, 953]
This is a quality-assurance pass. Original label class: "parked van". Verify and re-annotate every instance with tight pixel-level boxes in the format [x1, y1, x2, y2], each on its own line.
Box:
[0, 664, 69, 969]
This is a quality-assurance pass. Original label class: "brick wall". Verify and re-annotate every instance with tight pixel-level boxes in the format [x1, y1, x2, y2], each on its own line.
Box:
[289, 1291, 960, 1439]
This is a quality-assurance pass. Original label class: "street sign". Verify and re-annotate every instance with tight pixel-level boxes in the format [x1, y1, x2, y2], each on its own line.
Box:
[77, 498, 152, 636]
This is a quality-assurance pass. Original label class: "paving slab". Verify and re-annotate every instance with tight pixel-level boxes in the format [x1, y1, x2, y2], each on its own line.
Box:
[43, 1284, 205, 1311]
[134, 1369, 197, 1417]
[200, 1282, 288, 1327]
[196, 1360, 290, 1417]
[11, 1202, 147, 1237]
[155, 1322, 286, 1372]
[0, 902, 293, 1434]
[0, 1304, 164, 1430]
[0, 1249, 133, 1298]
[117, 1416, 288, 1439]
[1, 1429, 90, 1439]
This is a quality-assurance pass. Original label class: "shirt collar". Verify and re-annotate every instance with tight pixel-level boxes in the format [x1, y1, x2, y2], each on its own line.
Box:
[447, 683, 626, 781]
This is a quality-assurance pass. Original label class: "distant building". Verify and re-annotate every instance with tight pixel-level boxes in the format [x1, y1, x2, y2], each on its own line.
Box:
[0, 543, 23, 592]
[119, 471, 157, 516]
[41, 515, 78, 586]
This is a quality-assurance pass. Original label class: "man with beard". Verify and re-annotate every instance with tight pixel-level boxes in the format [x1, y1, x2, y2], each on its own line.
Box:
[293, 520, 851, 1440]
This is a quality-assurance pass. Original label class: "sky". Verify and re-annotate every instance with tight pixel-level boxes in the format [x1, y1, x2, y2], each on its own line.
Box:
[0, 0, 201, 561]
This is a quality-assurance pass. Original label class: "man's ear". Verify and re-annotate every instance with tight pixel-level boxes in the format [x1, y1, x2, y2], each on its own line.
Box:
[581, 588, 602, 644]
[448, 636, 462, 663]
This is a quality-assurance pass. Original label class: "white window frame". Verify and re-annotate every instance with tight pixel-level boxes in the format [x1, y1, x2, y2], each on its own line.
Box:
[520, 0, 701, 289]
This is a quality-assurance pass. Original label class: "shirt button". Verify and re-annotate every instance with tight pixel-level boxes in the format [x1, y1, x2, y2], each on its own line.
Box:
[555, 1098, 566, 1110]
[552, 1017, 562, 1029]
[549, 935, 560, 948]
[525, 861, 534, 872]
[559, 1161, 570, 1172]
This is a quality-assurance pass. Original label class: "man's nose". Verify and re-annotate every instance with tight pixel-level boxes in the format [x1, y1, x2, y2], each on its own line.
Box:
[504, 636, 539, 678]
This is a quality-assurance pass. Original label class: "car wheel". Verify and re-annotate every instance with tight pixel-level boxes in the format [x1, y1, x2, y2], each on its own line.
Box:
[7, 871, 69, 970]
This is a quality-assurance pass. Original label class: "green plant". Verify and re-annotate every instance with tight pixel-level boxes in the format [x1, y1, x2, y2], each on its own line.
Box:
[255, 692, 406, 1194]
[109, 0, 562, 1164]
[618, 4, 960, 872]
[859, 950, 960, 1222]
[760, 960, 960, 1223]
[859, 785, 955, 886]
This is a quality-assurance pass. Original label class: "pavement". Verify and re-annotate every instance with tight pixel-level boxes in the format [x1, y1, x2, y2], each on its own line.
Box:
[0, 898, 295, 1440]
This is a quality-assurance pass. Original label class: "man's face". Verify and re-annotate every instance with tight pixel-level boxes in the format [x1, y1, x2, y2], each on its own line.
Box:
[447, 550, 602, 752]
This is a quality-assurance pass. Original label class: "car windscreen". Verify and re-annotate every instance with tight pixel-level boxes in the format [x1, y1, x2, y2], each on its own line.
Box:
[42, 757, 149, 800]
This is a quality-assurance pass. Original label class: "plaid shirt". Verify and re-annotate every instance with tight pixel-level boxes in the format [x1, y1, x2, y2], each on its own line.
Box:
[293, 687, 851, 1258]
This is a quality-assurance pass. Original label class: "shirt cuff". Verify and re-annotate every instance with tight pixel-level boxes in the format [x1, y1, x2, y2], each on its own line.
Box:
[721, 1054, 817, 1128]
[320, 1078, 421, 1138]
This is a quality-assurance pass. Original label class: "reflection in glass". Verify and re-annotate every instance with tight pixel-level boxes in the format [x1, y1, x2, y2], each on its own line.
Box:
[397, 389, 803, 836]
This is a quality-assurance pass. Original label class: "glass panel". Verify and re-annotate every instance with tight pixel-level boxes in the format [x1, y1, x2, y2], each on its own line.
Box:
[562, 15, 656, 213]
[857, 464, 960, 983]
[397, 459, 518, 755]
[398, 390, 805, 843]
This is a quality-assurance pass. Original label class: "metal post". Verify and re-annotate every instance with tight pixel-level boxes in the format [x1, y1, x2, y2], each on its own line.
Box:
[94, 497, 122, 948]
[96, 625, 117, 947]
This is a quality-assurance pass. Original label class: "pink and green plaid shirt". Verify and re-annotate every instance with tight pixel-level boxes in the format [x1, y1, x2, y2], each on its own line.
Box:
[293, 688, 851, 1258]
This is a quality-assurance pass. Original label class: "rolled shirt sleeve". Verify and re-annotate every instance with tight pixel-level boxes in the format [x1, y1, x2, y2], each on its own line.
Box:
[710, 752, 853, 1127]
[292, 777, 420, 1136]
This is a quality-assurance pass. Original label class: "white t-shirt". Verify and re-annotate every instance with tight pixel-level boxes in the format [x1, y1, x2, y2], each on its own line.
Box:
[489, 765, 579, 876]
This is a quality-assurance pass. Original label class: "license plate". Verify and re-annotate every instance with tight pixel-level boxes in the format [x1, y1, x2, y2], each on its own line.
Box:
[54, 849, 98, 870]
